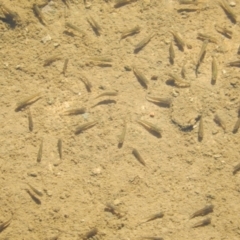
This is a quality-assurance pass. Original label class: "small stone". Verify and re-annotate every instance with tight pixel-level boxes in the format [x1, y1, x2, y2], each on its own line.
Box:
[229, 1, 236, 7]
[124, 65, 132, 71]
[150, 112, 155, 117]
[151, 75, 158, 80]
[41, 35, 51, 44]
[91, 167, 102, 176]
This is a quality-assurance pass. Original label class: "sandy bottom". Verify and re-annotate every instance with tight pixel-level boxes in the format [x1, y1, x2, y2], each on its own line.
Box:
[1, 0, 240, 239]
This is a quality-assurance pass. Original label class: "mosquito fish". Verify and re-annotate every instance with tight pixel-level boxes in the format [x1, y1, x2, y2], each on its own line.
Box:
[181, 63, 187, 78]
[62, 58, 69, 76]
[146, 95, 172, 107]
[215, 24, 232, 38]
[198, 116, 204, 141]
[132, 148, 146, 166]
[37, 139, 43, 163]
[169, 41, 175, 64]
[121, 25, 141, 39]
[192, 217, 211, 228]
[168, 73, 190, 88]
[0, 215, 12, 232]
[214, 114, 225, 130]
[33, 4, 47, 25]
[63, 107, 86, 115]
[79, 74, 92, 91]
[95, 91, 118, 98]
[28, 108, 33, 132]
[114, 0, 137, 8]
[137, 119, 162, 136]
[219, 0, 237, 23]
[84, 227, 98, 239]
[134, 33, 155, 52]
[132, 66, 148, 88]
[27, 183, 43, 197]
[87, 57, 112, 62]
[179, 0, 198, 4]
[196, 40, 208, 75]
[15, 92, 41, 112]
[65, 22, 86, 35]
[75, 121, 98, 135]
[233, 163, 240, 175]
[170, 31, 185, 51]
[87, 16, 101, 34]
[190, 205, 214, 219]
[232, 117, 240, 133]
[212, 57, 218, 84]
[58, 138, 62, 159]
[140, 237, 164, 240]
[25, 189, 41, 204]
[197, 33, 218, 44]
[44, 55, 61, 66]
[227, 60, 240, 67]
[119, 119, 127, 145]
[143, 212, 164, 223]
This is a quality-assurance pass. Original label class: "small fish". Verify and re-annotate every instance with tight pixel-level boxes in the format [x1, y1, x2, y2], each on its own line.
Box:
[118, 119, 127, 146]
[33, 4, 47, 25]
[179, 0, 198, 4]
[27, 183, 43, 197]
[168, 73, 190, 88]
[28, 108, 33, 132]
[0, 215, 12, 232]
[84, 227, 98, 239]
[87, 57, 112, 63]
[215, 24, 232, 38]
[15, 92, 41, 112]
[114, 0, 137, 8]
[146, 95, 172, 108]
[62, 107, 86, 116]
[87, 16, 101, 35]
[62, 59, 69, 76]
[232, 118, 240, 133]
[79, 74, 92, 91]
[132, 148, 146, 166]
[140, 237, 164, 240]
[142, 212, 164, 224]
[227, 60, 240, 67]
[196, 40, 208, 76]
[211, 56, 218, 84]
[44, 55, 61, 66]
[197, 33, 218, 44]
[198, 116, 203, 141]
[58, 139, 62, 160]
[233, 163, 240, 175]
[192, 217, 211, 228]
[95, 91, 118, 99]
[75, 121, 98, 135]
[214, 114, 225, 130]
[134, 33, 155, 52]
[170, 31, 185, 51]
[190, 205, 214, 219]
[121, 25, 141, 40]
[181, 63, 187, 78]
[169, 41, 175, 64]
[37, 139, 43, 163]
[25, 189, 41, 205]
[132, 66, 148, 88]
[137, 119, 162, 136]
[219, 0, 237, 23]
[65, 22, 86, 35]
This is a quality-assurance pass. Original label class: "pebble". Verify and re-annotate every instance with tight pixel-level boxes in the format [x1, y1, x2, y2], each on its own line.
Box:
[229, 1, 236, 7]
